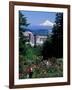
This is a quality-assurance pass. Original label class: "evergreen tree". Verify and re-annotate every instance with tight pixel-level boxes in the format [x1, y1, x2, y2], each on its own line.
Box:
[42, 13, 63, 59]
[19, 11, 29, 74]
[42, 40, 54, 59]
[19, 11, 29, 55]
[52, 13, 63, 58]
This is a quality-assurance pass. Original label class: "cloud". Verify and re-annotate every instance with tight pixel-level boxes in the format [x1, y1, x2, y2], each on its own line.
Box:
[40, 20, 54, 27]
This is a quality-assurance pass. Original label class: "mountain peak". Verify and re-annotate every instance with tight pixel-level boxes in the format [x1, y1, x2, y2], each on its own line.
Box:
[40, 20, 54, 27]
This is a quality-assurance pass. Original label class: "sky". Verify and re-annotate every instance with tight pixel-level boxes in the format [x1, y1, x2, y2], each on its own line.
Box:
[21, 10, 56, 26]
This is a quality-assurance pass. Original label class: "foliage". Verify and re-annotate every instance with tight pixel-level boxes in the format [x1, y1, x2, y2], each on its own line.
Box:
[19, 11, 29, 55]
[52, 13, 63, 58]
[19, 58, 63, 79]
[19, 11, 29, 73]
[24, 45, 42, 63]
[42, 40, 54, 59]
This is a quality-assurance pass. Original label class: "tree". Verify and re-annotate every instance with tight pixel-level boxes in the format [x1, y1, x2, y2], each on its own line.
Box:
[42, 40, 54, 59]
[42, 13, 63, 59]
[52, 13, 63, 58]
[19, 11, 29, 74]
[19, 11, 29, 55]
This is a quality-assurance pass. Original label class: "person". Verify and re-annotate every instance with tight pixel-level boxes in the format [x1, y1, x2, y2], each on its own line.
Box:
[29, 67, 33, 78]
[27, 67, 33, 78]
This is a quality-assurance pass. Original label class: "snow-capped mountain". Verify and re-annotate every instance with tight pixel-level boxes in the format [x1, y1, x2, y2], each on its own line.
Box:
[40, 20, 54, 27]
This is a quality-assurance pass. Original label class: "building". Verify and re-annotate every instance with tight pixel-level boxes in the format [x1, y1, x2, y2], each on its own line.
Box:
[23, 31, 48, 47]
